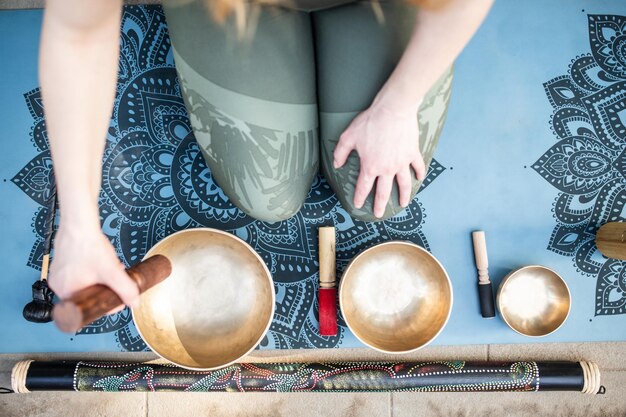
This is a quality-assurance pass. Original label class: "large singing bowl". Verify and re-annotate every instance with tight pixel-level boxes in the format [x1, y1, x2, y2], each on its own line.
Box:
[132, 228, 275, 370]
[339, 241, 453, 354]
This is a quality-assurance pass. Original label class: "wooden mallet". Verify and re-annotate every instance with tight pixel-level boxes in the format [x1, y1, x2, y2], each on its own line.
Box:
[472, 230, 496, 318]
[318, 227, 338, 336]
[595, 222, 626, 260]
[52, 255, 172, 333]
[22, 192, 57, 323]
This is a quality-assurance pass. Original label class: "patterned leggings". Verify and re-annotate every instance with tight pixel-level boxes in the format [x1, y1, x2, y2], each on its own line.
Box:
[162, 0, 453, 222]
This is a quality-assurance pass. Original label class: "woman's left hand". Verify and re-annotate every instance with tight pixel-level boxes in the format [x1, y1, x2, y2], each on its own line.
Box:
[333, 103, 424, 218]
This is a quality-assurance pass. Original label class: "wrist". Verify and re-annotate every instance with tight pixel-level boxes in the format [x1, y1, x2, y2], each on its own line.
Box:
[58, 200, 101, 231]
[372, 84, 423, 116]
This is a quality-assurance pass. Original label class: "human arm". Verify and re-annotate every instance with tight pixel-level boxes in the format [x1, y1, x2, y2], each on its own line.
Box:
[41, 0, 140, 308]
[333, 0, 494, 218]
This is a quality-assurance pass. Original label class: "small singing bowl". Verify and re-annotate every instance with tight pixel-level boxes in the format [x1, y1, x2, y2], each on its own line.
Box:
[497, 266, 571, 337]
[132, 228, 275, 370]
[339, 241, 453, 354]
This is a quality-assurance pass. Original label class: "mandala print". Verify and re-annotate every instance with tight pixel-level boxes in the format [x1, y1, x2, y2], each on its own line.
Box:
[534, 15, 626, 316]
[12, 5, 444, 351]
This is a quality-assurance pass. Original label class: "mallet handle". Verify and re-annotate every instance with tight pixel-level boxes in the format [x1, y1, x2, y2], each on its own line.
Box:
[39, 254, 50, 281]
[472, 231, 495, 318]
[472, 231, 490, 284]
[595, 222, 626, 260]
[319, 227, 336, 289]
[53, 255, 171, 333]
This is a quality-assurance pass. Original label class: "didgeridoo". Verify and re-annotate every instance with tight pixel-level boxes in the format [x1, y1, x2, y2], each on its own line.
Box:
[11, 360, 602, 394]
[52, 255, 171, 333]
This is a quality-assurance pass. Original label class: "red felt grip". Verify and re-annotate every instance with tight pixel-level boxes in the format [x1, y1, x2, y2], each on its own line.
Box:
[319, 288, 337, 336]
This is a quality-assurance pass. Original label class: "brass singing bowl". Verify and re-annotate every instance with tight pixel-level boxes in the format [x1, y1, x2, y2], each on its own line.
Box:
[497, 266, 571, 337]
[132, 228, 275, 370]
[339, 241, 453, 354]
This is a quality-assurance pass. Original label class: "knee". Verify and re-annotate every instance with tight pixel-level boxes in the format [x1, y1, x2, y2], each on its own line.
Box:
[237, 191, 307, 223]
[322, 153, 421, 222]
[334, 180, 421, 223]
[339, 199, 414, 223]
[196, 124, 318, 223]
[214, 167, 313, 223]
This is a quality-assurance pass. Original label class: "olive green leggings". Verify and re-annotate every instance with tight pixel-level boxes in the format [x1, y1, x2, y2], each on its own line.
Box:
[162, 0, 453, 222]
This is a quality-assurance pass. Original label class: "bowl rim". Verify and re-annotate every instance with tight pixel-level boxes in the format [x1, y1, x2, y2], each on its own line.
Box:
[338, 240, 453, 354]
[496, 265, 571, 338]
[131, 227, 275, 370]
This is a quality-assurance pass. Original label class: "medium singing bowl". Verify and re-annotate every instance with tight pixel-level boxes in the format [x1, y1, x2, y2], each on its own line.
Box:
[497, 266, 570, 337]
[339, 241, 453, 354]
[132, 228, 275, 370]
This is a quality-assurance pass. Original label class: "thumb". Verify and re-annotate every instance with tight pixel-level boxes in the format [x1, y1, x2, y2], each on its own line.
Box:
[106, 304, 127, 316]
[105, 267, 140, 309]
[333, 133, 355, 169]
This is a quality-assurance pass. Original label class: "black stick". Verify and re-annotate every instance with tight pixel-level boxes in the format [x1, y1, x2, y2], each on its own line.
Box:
[22, 187, 57, 323]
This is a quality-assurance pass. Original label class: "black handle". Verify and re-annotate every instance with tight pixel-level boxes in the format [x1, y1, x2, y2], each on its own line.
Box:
[478, 282, 495, 318]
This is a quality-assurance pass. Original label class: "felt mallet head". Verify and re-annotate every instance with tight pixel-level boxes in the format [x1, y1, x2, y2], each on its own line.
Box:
[23, 279, 55, 323]
[24, 191, 58, 324]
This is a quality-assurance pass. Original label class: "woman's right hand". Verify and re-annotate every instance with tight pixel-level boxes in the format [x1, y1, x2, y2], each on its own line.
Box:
[48, 222, 140, 311]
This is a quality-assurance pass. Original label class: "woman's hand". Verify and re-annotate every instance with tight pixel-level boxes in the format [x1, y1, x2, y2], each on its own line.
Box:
[42, 0, 128, 313]
[333, 102, 424, 218]
[49, 221, 140, 313]
[331, 0, 495, 219]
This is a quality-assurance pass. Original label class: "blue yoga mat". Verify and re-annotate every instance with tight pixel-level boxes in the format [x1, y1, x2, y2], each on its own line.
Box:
[1, 1, 625, 353]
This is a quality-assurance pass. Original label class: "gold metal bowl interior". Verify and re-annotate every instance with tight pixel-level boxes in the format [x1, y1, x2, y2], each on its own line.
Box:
[339, 241, 453, 353]
[132, 228, 275, 370]
[497, 266, 570, 337]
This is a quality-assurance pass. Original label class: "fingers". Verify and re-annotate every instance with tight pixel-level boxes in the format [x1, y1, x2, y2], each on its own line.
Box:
[333, 133, 355, 169]
[374, 175, 393, 218]
[107, 304, 126, 316]
[411, 155, 427, 181]
[353, 168, 376, 209]
[354, 165, 416, 215]
[396, 168, 413, 208]
[49, 263, 139, 308]
[105, 266, 140, 309]
[47, 267, 81, 301]
[47, 269, 61, 297]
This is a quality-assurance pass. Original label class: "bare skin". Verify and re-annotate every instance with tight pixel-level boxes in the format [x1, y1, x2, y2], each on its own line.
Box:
[43, 0, 139, 311]
[43, 0, 493, 309]
[334, 0, 494, 218]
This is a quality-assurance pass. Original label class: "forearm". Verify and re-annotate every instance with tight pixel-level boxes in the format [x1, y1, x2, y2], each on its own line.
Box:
[40, 0, 122, 228]
[374, 0, 494, 112]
